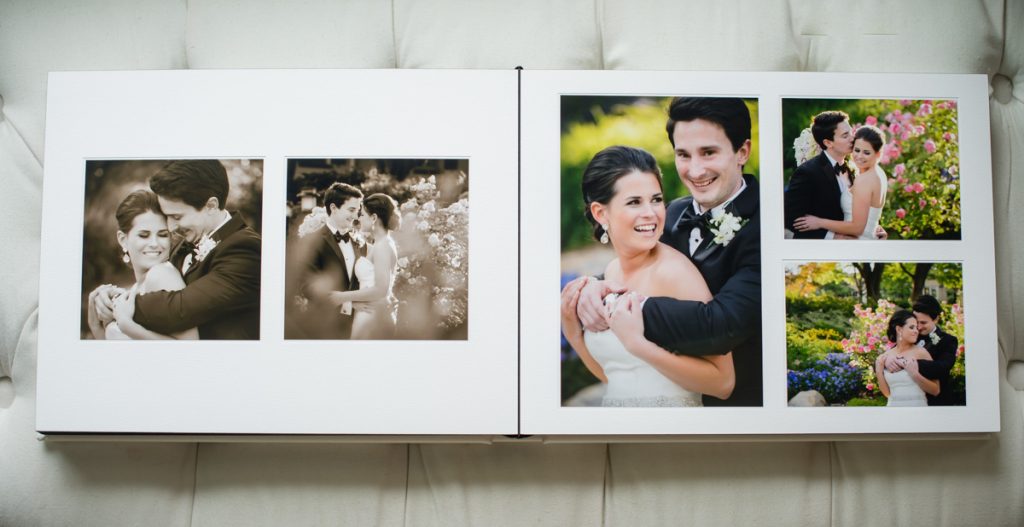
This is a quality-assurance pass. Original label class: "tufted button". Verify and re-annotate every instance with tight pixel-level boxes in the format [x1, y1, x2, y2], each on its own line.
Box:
[1009, 361, 1024, 391]
[0, 376, 13, 409]
[992, 74, 1013, 104]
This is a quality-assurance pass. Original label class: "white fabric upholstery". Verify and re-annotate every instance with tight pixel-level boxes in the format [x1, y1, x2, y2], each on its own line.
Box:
[1, 1, 1022, 525]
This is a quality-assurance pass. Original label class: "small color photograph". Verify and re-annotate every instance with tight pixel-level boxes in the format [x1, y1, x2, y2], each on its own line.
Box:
[786, 261, 965, 407]
[783, 98, 960, 241]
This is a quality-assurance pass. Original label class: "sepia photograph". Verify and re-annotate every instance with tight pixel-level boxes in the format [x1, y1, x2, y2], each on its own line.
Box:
[284, 158, 469, 340]
[81, 159, 263, 340]
[786, 261, 965, 407]
[783, 98, 961, 241]
[558, 96, 763, 408]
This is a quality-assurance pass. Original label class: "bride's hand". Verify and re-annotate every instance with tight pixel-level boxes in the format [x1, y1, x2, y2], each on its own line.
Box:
[608, 292, 647, 354]
[86, 290, 106, 339]
[792, 215, 822, 231]
[577, 278, 627, 332]
[874, 225, 888, 240]
[111, 288, 137, 326]
[560, 276, 587, 342]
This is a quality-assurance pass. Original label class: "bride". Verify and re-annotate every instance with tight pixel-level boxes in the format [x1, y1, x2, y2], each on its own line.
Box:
[560, 146, 734, 407]
[874, 309, 939, 406]
[86, 189, 198, 340]
[793, 125, 888, 240]
[328, 193, 400, 339]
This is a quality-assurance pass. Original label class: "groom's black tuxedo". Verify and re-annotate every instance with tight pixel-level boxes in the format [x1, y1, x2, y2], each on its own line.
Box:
[641, 175, 762, 406]
[134, 212, 261, 340]
[785, 152, 845, 239]
[917, 327, 959, 406]
[284, 224, 363, 340]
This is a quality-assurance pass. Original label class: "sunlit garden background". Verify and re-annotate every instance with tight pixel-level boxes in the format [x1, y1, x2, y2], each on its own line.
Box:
[560, 97, 759, 403]
[785, 261, 965, 406]
[783, 98, 961, 240]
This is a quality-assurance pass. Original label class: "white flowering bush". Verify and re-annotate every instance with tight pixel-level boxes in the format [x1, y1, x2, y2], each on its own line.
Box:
[393, 174, 470, 333]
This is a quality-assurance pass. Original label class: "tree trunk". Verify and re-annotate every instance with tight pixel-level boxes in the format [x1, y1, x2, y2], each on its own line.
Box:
[855, 262, 887, 307]
[911, 262, 934, 302]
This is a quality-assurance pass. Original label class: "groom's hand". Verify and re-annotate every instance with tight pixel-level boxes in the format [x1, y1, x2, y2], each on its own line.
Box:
[91, 284, 126, 325]
[576, 278, 626, 332]
[883, 354, 906, 373]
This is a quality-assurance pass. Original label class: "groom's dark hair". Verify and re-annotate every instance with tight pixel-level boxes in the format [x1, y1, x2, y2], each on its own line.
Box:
[912, 294, 943, 322]
[150, 160, 229, 210]
[666, 97, 751, 152]
[811, 111, 850, 150]
[323, 182, 363, 212]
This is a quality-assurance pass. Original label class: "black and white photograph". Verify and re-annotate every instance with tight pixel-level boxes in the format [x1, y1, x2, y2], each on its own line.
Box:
[558, 96, 763, 407]
[80, 159, 263, 340]
[284, 158, 469, 340]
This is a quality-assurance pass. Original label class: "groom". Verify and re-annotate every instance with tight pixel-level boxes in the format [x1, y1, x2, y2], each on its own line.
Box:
[573, 97, 762, 407]
[285, 182, 364, 340]
[134, 160, 261, 339]
[884, 294, 960, 405]
[784, 110, 853, 239]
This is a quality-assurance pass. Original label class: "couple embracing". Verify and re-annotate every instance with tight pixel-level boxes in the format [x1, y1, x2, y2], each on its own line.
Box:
[561, 97, 762, 407]
[786, 110, 890, 240]
[86, 160, 261, 340]
[286, 182, 401, 340]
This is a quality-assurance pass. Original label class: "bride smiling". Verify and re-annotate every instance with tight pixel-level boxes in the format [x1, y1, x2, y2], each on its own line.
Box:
[560, 146, 734, 407]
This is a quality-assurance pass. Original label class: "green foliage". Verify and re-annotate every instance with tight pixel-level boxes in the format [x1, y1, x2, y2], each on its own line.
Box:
[786, 323, 843, 369]
[846, 396, 887, 407]
[785, 294, 857, 335]
[561, 351, 601, 403]
[561, 97, 759, 251]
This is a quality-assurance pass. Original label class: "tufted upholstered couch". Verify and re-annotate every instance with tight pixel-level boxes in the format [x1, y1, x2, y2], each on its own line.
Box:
[1, 1, 1022, 525]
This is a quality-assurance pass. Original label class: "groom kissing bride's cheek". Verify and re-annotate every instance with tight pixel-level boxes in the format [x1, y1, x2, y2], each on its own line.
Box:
[563, 97, 762, 408]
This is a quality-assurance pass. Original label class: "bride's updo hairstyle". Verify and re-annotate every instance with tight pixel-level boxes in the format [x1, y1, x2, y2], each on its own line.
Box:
[115, 189, 164, 233]
[581, 145, 662, 243]
[854, 125, 886, 152]
[362, 193, 401, 231]
[886, 309, 916, 344]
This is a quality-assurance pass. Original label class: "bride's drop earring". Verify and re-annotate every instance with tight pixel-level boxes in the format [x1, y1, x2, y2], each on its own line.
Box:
[600, 224, 609, 244]
[122, 250, 130, 264]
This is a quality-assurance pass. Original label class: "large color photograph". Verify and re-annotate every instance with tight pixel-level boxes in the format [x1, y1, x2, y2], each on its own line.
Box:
[284, 159, 469, 340]
[786, 261, 966, 407]
[81, 159, 263, 340]
[783, 98, 961, 241]
[559, 96, 763, 408]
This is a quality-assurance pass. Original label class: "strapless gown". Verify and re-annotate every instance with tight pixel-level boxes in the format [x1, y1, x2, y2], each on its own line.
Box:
[840, 167, 886, 240]
[884, 369, 927, 407]
[584, 329, 703, 408]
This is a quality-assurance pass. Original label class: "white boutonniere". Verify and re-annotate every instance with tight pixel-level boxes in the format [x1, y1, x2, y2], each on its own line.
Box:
[708, 209, 748, 247]
[929, 332, 941, 346]
[195, 236, 218, 263]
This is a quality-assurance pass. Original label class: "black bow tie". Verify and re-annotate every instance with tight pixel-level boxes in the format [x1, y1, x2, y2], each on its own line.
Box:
[834, 162, 849, 176]
[175, 240, 196, 257]
[332, 231, 351, 243]
[675, 207, 712, 233]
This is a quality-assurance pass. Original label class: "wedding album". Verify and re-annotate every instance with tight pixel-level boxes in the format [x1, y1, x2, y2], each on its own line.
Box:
[36, 69, 997, 438]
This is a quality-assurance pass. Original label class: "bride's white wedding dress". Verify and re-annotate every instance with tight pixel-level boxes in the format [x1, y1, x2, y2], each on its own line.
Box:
[840, 166, 887, 240]
[583, 296, 702, 407]
[884, 369, 928, 407]
[350, 238, 398, 338]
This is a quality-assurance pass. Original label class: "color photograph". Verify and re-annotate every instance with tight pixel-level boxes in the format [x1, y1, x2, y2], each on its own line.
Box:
[783, 98, 961, 241]
[786, 261, 965, 407]
[559, 96, 763, 408]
